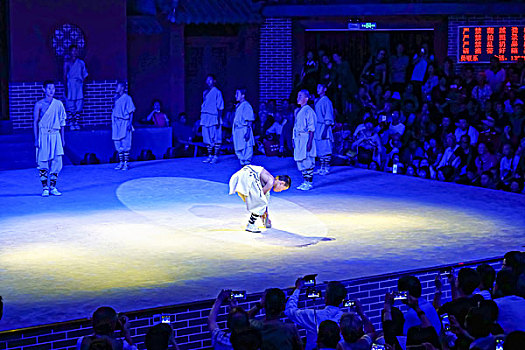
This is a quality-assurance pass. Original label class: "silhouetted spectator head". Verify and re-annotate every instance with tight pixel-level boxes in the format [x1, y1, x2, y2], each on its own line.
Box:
[509, 178, 524, 193]
[227, 307, 250, 333]
[398, 276, 422, 298]
[230, 329, 262, 350]
[503, 251, 525, 275]
[417, 166, 430, 179]
[406, 165, 417, 176]
[317, 320, 340, 349]
[264, 288, 286, 318]
[340, 313, 364, 344]
[476, 264, 496, 292]
[477, 300, 499, 324]
[480, 171, 494, 188]
[465, 305, 492, 339]
[407, 326, 440, 349]
[87, 337, 113, 350]
[504, 331, 525, 350]
[146, 323, 172, 350]
[457, 268, 481, 296]
[438, 166, 455, 182]
[494, 269, 517, 298]
[325, 281, 347, 307]
[92, 306, 118, 336]
[382, 306, 405, 335]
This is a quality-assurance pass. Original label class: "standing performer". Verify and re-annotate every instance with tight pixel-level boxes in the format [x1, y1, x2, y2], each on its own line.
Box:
[112, 82, 136, 171]
[64, 44, 88, 130]
[200, 74, 224, 164]
[232, 88, 255, 166]
[293, 90, 317, 191]
[314, 83, 335, 175]
[229, 166, 291, 233]
[34, 80, 67, 197]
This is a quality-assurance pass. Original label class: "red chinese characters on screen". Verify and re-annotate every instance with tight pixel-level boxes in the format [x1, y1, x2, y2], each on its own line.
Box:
[462, 27, 470, 55]
[498, 27, 506, 56]
[511, 27, 519, 55]
[474, 27, 482, 55]
[486, 27, 495, 55]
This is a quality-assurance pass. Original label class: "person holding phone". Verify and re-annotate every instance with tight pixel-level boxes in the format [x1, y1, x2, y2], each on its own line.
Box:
[285, 278, 346, 350]
[76, 307, 137, 350]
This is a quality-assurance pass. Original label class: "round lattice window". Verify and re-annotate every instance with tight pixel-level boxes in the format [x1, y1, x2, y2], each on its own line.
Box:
[52, 23, 86, 58]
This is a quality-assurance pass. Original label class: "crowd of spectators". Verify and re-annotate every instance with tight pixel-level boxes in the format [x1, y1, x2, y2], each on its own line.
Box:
[201, 250, 525, 350]
[289, 45, 525, 194]
[2, 253, 523, 350]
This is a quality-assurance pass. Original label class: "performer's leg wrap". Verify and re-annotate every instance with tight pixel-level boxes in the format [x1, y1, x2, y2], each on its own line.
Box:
[303, 168, 314, 183]
[123, 152, 130, 163]
[49, 173, 58, 188]
[118, 152, 125, 163]
[248, 213, 259, 224]
[207, 145, 213, 157]
[39, 169, 49, 188]
[213, 144, 221, 156]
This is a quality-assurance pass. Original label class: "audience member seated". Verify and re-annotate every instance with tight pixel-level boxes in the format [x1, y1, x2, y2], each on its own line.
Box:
[397, 276, 441, 335]
[381, 293, 405, 350]
[475, 263, 496, 300]
[404, 295, 440, 350]
[437, 268, 484, 326]
[145, 323, 180, 350]
[316, 320, 340, 350]
[208, 289, 251, 350]
[248, 288, 302, 350]
[338, 300, 376, 350]
[142, 100, 169, 127]
[493, 270, 525, 333]
[230, 329, 262, 350]
[285, 278, 346, 350]
[77, 307, 137, 350]
[503, 331, 525, 350]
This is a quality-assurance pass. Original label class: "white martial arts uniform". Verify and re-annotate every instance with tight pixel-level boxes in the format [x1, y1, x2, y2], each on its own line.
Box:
[66, 58, 88, 112]
[293, 105, 316, 171]
[200, 87, 224, 145]
[112, 93, 136, 152]
[36, 98, 67, 173]
[229, 165, 269, 216]
[232, 100, 255, 164]
[314, 96, 335, 157]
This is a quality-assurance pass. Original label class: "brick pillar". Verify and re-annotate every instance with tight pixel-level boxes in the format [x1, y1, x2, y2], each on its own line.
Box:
[259, 18, 293, 103]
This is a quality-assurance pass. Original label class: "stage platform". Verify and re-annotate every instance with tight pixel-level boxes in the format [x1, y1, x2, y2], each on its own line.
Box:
[0, 155, 524, 331]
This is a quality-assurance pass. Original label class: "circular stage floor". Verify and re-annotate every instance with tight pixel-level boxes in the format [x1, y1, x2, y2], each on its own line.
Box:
[0, 155, 524, 330]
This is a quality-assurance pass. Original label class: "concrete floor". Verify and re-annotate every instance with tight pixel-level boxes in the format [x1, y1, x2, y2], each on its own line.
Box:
[1, 155, 524, 330]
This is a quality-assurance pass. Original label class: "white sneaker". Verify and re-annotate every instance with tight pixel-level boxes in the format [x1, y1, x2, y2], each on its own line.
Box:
[121, 162, 129, 171]
[50, 187, 62, 196]
[296, 182, 308, 190]
[115, 162, 124, 170]
[210, 156, 218, 164]
[246, 223, 261, 233]
[202, 156, 212, 163]
[42, 188, 50, 197]
[314, 168, 323, 175]
[298, 182, 313, 191]
[323, 168, 330, 175]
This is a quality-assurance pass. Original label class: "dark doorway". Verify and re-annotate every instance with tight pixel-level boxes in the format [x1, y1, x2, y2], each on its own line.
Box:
[303, 30, 434, 83]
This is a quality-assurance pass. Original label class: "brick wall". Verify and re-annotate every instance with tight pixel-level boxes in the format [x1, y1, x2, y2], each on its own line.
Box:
[8, 80, 120, 130]
[259, 18, 293, 103]
[448, 15, 525, 71]
[0, 257, 502, 350]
